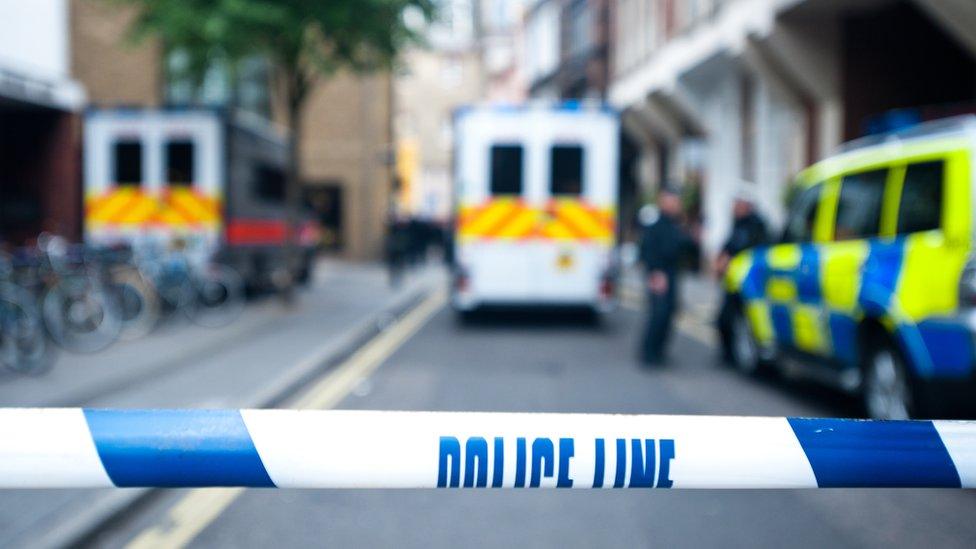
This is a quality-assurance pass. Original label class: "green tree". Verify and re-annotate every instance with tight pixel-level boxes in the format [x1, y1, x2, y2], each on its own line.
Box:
[114, 0, 434, 295]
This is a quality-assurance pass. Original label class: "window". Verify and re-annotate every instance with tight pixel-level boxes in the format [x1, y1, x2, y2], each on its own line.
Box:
[782, 184, 821, 243]
[897, 161, 944, 234]
[255, 164, 285, 204]
[489, 144, 523, 195]
[566, 0, 593, 59]
[835, 169, 887, 240]
[113, 141, 143, 187]
[550, 145, 584, 196]
[165, 140, 195, 186]
[165, 50, 272, 120]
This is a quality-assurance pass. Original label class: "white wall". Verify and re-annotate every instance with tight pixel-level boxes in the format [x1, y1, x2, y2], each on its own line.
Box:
[0, 0, 69, 78]
[701, 69, 743, 258]
[760, 79, 805, 228]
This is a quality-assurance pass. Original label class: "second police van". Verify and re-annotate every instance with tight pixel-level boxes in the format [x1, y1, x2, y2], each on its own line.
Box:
[723, 116, 976, 419]
[451, 103, 619, 316]
[84, 108, 317, 290]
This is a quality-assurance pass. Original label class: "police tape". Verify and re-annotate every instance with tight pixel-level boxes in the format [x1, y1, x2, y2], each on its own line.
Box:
[1, 409, 974, 489]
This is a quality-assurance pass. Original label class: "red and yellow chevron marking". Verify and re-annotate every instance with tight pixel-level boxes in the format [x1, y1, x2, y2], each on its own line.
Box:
[85, 187, 222, 229]
[457, 198, 614, 243]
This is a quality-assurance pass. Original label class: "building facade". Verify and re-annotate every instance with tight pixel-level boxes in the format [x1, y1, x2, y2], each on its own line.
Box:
[610, 0, 976, 256]
[525, 0, 612, 100]
[300, 72, 394, 259]
[477, 0, 528, 101]
[0, 0, 86, 244]
[394, 0, 484, 222]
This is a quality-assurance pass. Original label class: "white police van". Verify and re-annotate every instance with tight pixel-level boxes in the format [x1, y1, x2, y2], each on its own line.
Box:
[451, 103, 619, 315]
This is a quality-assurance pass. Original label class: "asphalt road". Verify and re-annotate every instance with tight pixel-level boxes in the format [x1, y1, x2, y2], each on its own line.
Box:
[88, 283, 976, 549]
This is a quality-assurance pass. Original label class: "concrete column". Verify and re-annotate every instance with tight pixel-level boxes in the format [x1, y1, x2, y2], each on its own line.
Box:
[761, 20, 843, 159]
[739, 41, 807, 230]
[698, 67, 742, 258]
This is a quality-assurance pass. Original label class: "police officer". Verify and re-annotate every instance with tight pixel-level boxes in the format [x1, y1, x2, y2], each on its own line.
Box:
[715, 188, 769, 363]
[639, 185, 694, 366]
[385, 215, 408, 288]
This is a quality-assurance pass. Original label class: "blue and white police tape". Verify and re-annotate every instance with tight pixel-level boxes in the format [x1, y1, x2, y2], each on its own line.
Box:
[0, 409, 974, 489]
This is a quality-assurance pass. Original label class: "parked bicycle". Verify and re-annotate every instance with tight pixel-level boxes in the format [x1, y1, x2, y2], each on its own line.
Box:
[0, 235, 249, 375]
[93, 245, 160, 340]
[32, 236, 123, 354]
[136, 240, 246, 328]
[0, 254, 52, 374]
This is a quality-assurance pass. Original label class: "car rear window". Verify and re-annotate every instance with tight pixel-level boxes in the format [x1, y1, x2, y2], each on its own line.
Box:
[897, 160, 943, 234]
[489, 144, 523, 196]
[835, 169, 886, 240]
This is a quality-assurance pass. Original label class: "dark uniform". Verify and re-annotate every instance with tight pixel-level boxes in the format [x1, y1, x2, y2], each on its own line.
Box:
[639, 211, 693, 365]
[385, 219, 409, 288]
[717, 211, 768, 362]
[721, 212, 768, 261]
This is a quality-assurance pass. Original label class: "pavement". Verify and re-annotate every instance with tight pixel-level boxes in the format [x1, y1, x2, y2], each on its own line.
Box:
[0, 258, 444, 549]
[63, 271, 976, 549]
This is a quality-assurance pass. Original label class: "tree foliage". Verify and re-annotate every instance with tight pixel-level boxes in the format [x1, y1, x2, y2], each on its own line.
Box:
[116, 0, 435, 109]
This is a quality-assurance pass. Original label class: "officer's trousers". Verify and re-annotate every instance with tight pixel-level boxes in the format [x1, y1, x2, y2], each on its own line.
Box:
[641, 282, 677, 364]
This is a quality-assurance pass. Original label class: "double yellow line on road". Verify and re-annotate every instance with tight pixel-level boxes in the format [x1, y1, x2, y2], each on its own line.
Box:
[126, 289, 448, 549]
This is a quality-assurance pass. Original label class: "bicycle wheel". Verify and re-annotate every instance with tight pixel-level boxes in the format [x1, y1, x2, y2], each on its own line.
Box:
[42, 276, 123, 353]
[0, 284, 54, 374]
[153, 266, 195, 317]
[187, 264, 246, 328]
[109, 268, 160, 340]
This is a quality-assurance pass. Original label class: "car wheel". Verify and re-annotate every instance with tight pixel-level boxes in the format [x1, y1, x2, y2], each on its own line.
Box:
[730, 305, 760, 375]
[862, 339, 914, 420]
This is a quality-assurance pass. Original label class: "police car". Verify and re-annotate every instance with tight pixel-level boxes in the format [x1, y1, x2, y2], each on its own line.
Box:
[723, 116, 976, 420]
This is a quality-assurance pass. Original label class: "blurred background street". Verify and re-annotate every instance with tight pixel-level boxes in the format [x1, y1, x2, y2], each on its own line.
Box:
[2, 0, 976, 546]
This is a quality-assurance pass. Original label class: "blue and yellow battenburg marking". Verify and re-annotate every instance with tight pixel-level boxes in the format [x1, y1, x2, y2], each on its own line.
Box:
[1, 409, 974, 489]
[728, 231, 976, 379]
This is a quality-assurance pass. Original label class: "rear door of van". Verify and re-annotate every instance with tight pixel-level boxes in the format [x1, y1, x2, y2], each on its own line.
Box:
[455, 110, 535, 303]
[534, 111, 616, 303]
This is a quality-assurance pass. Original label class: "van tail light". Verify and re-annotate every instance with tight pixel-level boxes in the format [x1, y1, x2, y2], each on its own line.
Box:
[600, 272, 616, 300]
[454, 266, 470, 293]
[958, 260, 976, 309]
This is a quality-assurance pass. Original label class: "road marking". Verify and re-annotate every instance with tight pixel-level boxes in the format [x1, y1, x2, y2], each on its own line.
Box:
[124, 289, 448, 549]
[293, 289, 447, 409]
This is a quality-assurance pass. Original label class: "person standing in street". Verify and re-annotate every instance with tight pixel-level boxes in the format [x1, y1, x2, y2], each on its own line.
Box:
[715, 188, 769, 363]
[385, 215, 408, 288]
[639, 186, 695, 366]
